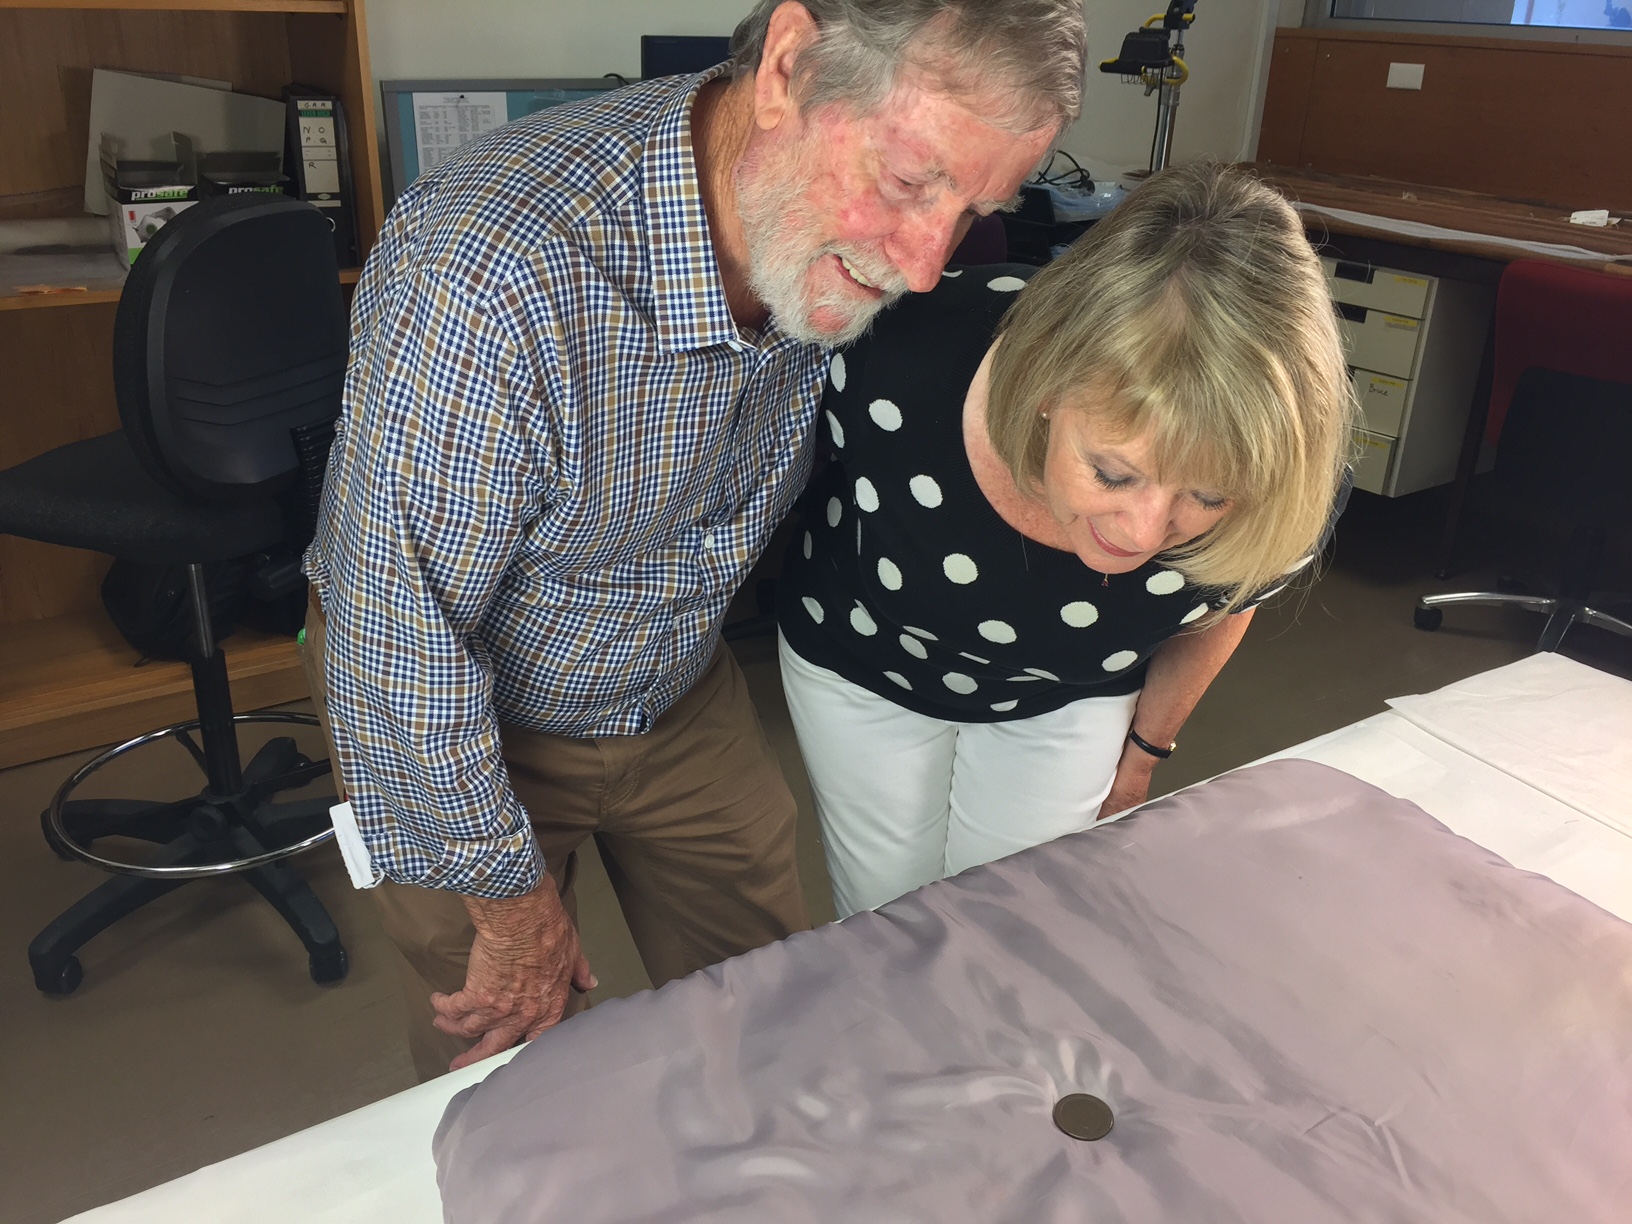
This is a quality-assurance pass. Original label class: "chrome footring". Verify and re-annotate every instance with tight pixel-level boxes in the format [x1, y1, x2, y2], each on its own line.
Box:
[47, 712, 336, 880]
[1582, 607, 1632, 638]
[1418, 592, 1558, 613]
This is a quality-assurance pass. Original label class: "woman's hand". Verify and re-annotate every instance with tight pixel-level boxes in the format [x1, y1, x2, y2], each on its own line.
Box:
[1096, 740, 1158, 821]
[1095, 606, 1258, 824]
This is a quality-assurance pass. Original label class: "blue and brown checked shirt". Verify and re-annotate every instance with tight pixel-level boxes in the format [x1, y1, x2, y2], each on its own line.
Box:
[305, 70, 829, 899]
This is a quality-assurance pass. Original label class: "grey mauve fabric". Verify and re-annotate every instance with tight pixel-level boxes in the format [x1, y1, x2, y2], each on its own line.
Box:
[434, 760, 1632, 1223]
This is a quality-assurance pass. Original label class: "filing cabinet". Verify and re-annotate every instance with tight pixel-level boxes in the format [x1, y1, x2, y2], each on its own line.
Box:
[1322, 256, 1495, 497]
[1337, 301, 1421, 380]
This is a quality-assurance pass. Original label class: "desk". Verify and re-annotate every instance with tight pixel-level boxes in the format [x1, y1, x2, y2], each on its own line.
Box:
[1253, 167, 1632, 274]
[1254, 167, 1632, 560]
[434, 657, 1632, 1222]
[63, 654, 1632, 1224]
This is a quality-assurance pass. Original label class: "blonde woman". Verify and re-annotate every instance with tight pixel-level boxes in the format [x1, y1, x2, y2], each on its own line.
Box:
[776, 162, 1355, 918]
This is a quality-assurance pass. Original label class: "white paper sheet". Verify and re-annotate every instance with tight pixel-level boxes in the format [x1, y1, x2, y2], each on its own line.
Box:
[1385, 652, 1632, 839]
[411, 92, 507, 178]
[1262, 712, 1632, 923]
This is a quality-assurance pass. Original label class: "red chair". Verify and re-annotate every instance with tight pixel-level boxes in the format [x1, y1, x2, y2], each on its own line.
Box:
[1415, 259, 1632, 652]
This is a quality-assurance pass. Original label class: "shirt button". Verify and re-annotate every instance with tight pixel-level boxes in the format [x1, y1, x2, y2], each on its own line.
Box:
[702, 532, 716, 550]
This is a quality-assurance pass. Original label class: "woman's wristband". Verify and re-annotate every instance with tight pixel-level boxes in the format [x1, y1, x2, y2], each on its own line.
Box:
[1128, 727, 1176, 760]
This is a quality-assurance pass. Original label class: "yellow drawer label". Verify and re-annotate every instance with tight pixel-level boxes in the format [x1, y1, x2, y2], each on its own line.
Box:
[1388, 275, 1429, 287]
[1382, 315, 1420, 331]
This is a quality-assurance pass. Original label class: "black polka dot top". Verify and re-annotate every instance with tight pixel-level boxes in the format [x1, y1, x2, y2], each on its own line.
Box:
[777, 264, 1303, 723]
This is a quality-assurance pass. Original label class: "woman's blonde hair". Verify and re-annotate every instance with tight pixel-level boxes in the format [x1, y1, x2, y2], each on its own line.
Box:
[987, 161, 1354, 611]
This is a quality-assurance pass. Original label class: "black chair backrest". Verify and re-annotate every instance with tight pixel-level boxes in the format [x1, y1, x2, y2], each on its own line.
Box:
[113, 194, 348, 504]
[1499, 368, 1632, 533]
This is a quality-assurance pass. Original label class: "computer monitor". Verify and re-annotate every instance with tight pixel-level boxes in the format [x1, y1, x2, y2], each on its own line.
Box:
[640, 35, 733, 79]
[380, 78, 623, 205]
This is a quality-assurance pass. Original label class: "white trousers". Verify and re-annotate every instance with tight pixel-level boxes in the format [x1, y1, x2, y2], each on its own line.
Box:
[779, 633, 1140, 918]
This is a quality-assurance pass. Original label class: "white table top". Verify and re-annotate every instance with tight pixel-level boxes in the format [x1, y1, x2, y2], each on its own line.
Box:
[1259, 652, 1632, 923]
[64, 653, 1632, 1224]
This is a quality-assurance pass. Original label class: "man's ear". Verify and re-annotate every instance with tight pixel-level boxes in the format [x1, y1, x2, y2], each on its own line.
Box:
[752, 1, 820, 132]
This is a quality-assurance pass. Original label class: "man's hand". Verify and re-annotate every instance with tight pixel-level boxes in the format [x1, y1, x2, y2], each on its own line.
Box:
[1095, 741, 1159, 823]
[430, 877, 596, 1071]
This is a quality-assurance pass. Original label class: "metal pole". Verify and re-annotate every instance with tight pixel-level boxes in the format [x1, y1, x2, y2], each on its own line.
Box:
[185, 563, 244, 794]
[1151, 81, 1179, 173]
[187, 562, 216, 657]
[1150, 30, 1185, 174]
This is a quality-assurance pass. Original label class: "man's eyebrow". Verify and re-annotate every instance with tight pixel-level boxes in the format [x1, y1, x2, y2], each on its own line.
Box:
[897, 158, 1021, 213]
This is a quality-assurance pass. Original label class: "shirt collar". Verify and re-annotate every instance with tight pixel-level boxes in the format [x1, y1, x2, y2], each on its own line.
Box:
[643, 65, 775, 356]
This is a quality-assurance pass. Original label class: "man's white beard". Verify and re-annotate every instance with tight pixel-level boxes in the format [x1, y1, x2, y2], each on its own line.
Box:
[735, 137, 908, 347]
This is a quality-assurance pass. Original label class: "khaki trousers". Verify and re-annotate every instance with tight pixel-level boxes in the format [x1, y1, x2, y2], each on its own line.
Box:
[299, 595, 809, 1080]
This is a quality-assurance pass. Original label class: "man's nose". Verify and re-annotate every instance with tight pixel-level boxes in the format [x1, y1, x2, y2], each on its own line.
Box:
[884, 205, 968, 293]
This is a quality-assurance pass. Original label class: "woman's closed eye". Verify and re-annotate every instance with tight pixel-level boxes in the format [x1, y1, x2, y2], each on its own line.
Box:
[1091, 466, 1136, 491]
[1092, 463, 1229, 513]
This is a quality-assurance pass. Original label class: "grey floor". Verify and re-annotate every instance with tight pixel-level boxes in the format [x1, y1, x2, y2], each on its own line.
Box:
[3, 489, 1628, 1224]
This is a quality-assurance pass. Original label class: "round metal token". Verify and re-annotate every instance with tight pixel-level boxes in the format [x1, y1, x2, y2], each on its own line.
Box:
[1052, 1093, 1114, 1141]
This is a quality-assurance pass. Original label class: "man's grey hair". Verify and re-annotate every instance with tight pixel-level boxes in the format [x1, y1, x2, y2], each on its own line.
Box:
[729, 0, 1087, 133]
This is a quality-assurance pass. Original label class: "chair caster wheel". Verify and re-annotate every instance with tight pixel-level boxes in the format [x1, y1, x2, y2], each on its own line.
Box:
[36, 956, 84, 996]
[1414, 605, 1443, 631]
[40, 809, 76, 861]
[309, 945, 349, 985]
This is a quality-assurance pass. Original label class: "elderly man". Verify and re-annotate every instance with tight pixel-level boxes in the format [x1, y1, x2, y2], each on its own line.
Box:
[304, 0, 1085, 1079]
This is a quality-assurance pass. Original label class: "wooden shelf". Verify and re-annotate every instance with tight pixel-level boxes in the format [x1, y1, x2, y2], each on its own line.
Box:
[0, 264, 363, 312]
[0, 611, 309, 770]
[0, 0, 379, 769]
[0, 1, 346, 13]
[0, 288, 121, 311]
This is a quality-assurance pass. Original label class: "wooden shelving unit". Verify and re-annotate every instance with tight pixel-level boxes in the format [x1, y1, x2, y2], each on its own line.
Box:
[0, 614, 309, 770]
[0, 0, 383, 766]
[2, 1, 345, 11]
[0, 265, 362, 311]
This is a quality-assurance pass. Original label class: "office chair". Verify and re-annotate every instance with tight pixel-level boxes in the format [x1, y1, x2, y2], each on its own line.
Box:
[0, 195, 350, 994]
[1415, 260, 1632, 652]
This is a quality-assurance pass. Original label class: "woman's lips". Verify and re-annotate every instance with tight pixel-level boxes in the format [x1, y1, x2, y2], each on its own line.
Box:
[1089, 520, 1140, 559]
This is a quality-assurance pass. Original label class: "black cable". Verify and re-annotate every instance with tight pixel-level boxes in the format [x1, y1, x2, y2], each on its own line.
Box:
[1029, 149, 1094, 192]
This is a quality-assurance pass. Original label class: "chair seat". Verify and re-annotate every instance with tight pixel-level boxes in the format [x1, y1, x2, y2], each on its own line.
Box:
[0, 432, 283, 565]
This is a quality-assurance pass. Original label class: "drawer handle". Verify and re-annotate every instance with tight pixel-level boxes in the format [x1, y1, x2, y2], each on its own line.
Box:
[1333, 259, 1375, 284]
[1335, 301, 1367, 324]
